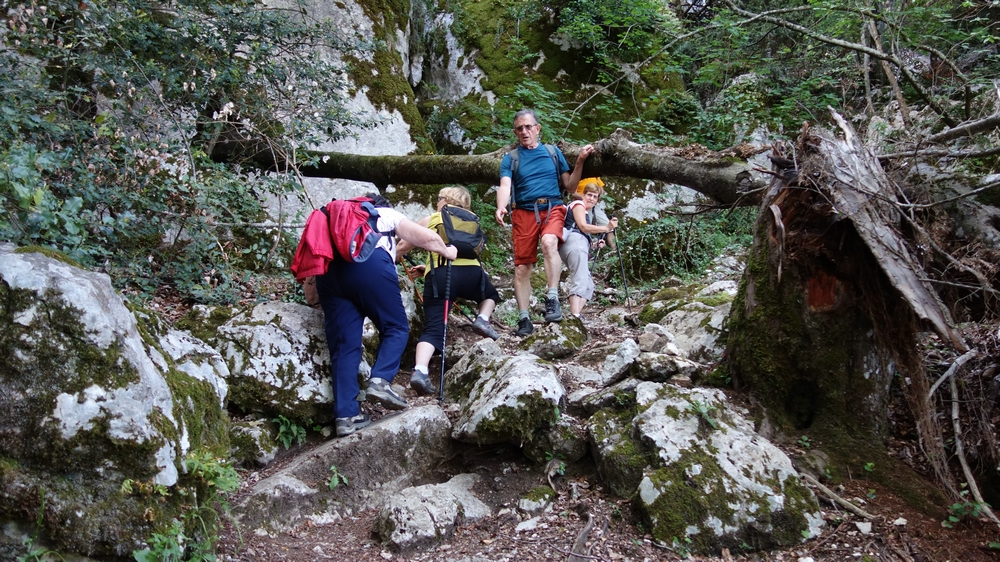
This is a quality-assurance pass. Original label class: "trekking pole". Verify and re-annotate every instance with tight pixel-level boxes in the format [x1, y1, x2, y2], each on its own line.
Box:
[612, 225, 632, 314]
[590, 233, 607, 271]
[402, 254, 424, 303]
[438, 259, 452, 405]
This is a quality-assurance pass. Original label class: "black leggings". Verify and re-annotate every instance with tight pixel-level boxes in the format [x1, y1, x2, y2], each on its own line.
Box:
[418, 265, 501, 351]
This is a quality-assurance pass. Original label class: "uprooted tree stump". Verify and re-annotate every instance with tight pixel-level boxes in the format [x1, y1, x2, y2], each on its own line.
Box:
[724, 110, 969, 506]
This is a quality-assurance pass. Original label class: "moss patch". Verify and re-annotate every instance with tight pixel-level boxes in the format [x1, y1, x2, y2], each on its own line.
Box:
[474, 390, 559, 445]
[13, 245, 84, 268]
[174, 306, 234, 348]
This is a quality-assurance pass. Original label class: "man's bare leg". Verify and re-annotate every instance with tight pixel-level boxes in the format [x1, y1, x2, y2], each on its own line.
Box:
[514, 263, 532, 310]
[541, 233, 562, 290]
[514, 263, 534, 335]
[540, 233, 563, 322]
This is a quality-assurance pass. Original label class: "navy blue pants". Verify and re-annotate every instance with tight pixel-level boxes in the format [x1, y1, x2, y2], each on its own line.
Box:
[317, 251, 408, 419]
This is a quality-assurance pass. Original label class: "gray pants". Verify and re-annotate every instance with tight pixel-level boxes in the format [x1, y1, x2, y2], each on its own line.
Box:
[558, 231, 595, 301]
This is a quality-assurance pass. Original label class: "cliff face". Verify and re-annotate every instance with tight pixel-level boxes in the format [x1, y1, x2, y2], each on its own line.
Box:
[261, 0, 683, 219]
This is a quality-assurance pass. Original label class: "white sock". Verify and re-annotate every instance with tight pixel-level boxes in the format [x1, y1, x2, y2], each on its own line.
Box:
[414, 365, 428, 375]
[478, 314, 489, 322]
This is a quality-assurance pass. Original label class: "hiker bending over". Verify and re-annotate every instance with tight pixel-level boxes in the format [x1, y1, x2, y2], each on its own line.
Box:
[559, 181, 617, 319]
[312, 193, 457, 437]
[397, 186, 502, 395]
[495, 108, 593, 336]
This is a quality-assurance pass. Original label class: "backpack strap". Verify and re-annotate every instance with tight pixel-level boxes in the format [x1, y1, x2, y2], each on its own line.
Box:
[508, 147, 520, 210]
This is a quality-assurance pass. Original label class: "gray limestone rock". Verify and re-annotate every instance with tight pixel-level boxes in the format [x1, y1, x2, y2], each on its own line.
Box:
[372, 473, 491, 553]
[218, 302, 334, 424]
[0, 244, 228, 558]
[520, 316, 586, 360]
[631, 351, 703, 382]
[234, 405, 454, 532]
[602, 338, 641, 386]
[451, 354, 565, 445]
[590, 382, 824, 554]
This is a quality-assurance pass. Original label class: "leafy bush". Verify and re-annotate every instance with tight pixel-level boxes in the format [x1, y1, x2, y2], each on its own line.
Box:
[0, 0, 367, 304]
[616, 207, 754, 282]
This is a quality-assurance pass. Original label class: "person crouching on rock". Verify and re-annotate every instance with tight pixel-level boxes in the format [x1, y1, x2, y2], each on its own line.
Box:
[397, 186, 502, 395]
[315, 193, 457, 437]
[559, 181, 617, 319]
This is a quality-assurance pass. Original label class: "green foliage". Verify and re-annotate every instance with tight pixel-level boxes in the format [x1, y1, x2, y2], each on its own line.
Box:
[0, 0, 367, 304]
[942, 490, 989, 528]
[687, 399, 718, 430]
[797, 435, 811, 449]
[670, 535, 693, 558]
[132, 453, 238, 561]
[328, 465, 348, 490]
[17, 488, 66, 562]
[273, 415, 307, 449]
[616, 207, 754, 282]
[132, 521, 185, 562]
[543, 451, 567, 476]
[557, 0, 681, 82]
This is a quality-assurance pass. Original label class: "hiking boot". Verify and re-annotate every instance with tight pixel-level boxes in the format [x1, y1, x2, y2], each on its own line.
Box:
[409, 370, 437, 396]
[516, 317, 535, 336]
[366, 377, 408, 410]
[335, 414, 371, 437]
[544, 296, 563, 322]
[472, 317, 500, 340]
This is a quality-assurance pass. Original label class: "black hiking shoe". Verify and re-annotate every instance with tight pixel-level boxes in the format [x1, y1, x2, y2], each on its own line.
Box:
[409, 370, 437, 396]
[472, 317, 500, 340]
[544, 296, 563, 322]
[335, 414, 371, 437]
[516, 317, 534, 336]
[366, 377, 408, 410]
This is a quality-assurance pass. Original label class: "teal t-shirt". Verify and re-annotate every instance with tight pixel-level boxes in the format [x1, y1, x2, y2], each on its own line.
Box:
[500, 144, 570, 206]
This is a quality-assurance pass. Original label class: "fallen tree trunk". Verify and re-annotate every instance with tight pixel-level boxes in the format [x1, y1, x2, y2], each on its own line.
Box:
[229, 130, 770, 206]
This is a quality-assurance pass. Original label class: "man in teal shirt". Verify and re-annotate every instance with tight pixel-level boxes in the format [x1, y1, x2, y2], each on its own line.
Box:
[495, 109, 593, 336]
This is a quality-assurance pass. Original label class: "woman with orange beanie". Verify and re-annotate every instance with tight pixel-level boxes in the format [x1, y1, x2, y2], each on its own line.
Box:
[560, 180, 617, 318]
[575, 177, 615, 251]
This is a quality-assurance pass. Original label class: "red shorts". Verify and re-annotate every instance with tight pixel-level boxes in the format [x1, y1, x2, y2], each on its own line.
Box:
[512, 205, 566, 265]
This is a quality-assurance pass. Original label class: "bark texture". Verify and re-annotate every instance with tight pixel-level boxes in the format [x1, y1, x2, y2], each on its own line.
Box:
[234, 130, 770, 205]
[725, 112, 965, 496]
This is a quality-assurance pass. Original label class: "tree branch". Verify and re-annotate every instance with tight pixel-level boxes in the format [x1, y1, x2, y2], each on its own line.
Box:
[721, 1, 959, 127]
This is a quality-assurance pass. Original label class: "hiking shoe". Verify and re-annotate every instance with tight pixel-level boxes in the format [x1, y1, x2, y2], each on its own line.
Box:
[335, 414, 371, 437]
[472, 317, 500, 340]
[544, 296, 563, 322]
[366, 377, 408, 410]
[516, 316, 534, 336]
[409, 370, 437, 396]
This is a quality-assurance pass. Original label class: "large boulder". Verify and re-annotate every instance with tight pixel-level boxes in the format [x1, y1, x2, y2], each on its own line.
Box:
[234, 405, 453, 532]
[602, 338, 641, 386]
[0, 244, 229, 558]
[657, 281, 736, 362]
[520, 316, 586, 360]
[449, 352, 566, 446]
[218, 302, 334, 424]
[217, 286, 422, 426]
[590, 381, 824, 554]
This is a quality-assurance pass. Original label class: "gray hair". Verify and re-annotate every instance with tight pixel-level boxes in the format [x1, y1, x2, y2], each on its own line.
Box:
[513, 109, 538, 125]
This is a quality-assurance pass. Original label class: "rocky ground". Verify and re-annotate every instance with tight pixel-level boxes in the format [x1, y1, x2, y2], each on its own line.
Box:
[212, 298, 999, 562]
